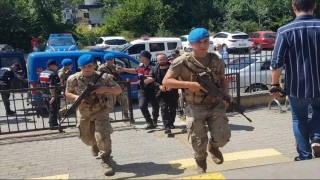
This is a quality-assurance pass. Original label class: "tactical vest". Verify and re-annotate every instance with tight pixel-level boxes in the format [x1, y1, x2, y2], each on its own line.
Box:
[74, 71, 116, 113]
[183, 53, 223, 105]
[39, 69, 61, 95]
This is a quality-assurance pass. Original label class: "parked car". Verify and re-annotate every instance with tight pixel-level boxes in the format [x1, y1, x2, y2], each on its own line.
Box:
[226, 56, 284, 93]
[211, 31, 251, 53]
[120, 36, 182, 63]
[249, 31, 276, 49]
[180, 35, 215, 52]
[45, 33, 79, 52]
[0, 44, 15, 52]
[95, 36, 127, 51]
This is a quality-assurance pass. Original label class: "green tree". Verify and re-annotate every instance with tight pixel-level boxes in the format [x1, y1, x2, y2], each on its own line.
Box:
[103, 0, 174, 37]
[0, 0, 33, 50]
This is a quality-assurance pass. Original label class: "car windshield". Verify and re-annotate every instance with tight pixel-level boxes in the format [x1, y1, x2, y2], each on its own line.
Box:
[180, 36, 188, 41]
[48, 38, 75, 46]
[120, 43, 132, 52]
[227, 57, 258, 70]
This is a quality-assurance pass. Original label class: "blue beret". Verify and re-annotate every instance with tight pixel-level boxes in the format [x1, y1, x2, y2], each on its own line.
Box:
[104, 54, 115, 61]
[61, 58, 73, 66]
[78, 54, 94, 67]
[188, 28, 210, 43]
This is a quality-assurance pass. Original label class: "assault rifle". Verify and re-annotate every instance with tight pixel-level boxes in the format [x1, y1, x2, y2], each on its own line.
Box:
[182, 63, 252, 123]
[59, 71, 106, 125]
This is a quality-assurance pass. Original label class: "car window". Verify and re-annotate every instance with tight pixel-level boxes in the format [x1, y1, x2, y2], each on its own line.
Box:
[227, 57, 258, 70]
[97, 38, 104, 44]
[114, 57, 130, 68]
[149, 43, 165, 52]
[48, 38, 75, 46]
[167, 42, 178, 50]
[0, 57, 22, 69]
[231, 35, 249, 39]
[213, 33, 221, 38]
[105, 39, 127, 45]
[128, 44, 145, 54]
[260, 61, 271, 71]
[249, 33, 260, 38]
[263, 33, 276, 39]
[180, 37, 188, 41]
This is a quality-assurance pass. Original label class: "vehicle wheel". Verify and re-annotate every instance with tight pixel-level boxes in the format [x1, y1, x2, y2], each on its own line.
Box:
[245, 84, 268, 93]
[222, 44, 228, 52]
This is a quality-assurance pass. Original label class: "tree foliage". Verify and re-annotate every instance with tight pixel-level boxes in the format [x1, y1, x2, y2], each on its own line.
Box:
[2, 0, 320, 51]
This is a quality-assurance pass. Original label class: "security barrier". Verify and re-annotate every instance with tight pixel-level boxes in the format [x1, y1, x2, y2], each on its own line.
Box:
[0, 81, 134, 135]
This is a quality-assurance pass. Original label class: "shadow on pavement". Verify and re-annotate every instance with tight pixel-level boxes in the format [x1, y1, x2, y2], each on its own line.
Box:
[111, 158, 186, 179]
[230, 123, 254, 131]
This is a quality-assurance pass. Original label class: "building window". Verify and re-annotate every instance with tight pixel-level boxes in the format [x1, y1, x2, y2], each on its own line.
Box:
[84, 13, 89, 18]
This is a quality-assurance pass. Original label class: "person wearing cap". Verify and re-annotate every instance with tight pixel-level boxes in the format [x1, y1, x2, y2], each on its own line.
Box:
[38, 59, 61, 128]
[58, 58, 73, 86]
[58, 58, 74, 118]
[117, 50, 159, 129]
[65, 54, 122, 176]
[98, 53, 130, 119]
[0, 63, 28, 115]
[163, 28, 232, 174]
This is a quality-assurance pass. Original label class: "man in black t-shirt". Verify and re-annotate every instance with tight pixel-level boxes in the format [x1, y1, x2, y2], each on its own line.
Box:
[150, 53, 178, 134]
[0, 63, 28, 115]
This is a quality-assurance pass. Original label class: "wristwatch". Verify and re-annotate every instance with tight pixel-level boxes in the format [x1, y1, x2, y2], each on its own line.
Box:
[271, 83, 280, 87]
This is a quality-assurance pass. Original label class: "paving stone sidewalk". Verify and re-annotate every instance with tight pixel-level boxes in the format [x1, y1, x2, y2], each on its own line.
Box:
[0, 105, 300, 179]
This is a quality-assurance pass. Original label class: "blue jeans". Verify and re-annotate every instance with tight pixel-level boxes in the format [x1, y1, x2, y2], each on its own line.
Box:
[289, 97, 320, 160]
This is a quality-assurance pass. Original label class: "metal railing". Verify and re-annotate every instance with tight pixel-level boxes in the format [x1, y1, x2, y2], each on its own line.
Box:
[0, 81, 134, 135]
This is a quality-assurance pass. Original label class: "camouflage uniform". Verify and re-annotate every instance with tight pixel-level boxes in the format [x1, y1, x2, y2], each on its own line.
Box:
[98, 64, 129, 119]
[168, 52, 231, 173]
[66, 71, 117, 175]
[58, 68, 74, 117]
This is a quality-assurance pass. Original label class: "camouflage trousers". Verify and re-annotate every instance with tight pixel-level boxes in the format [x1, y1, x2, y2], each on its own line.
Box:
[116, 91, 129, 114]
[76, 109, 113, 157]
[185, 103, 231, 161]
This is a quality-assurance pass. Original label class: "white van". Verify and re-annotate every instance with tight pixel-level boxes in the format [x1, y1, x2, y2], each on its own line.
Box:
[121, 36, 182, 62]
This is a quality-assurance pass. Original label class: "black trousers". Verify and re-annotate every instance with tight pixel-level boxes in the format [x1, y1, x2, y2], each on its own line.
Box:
[158, 93, 177, 127]
[138, 89, 159, 123]
[44, 97, 61, 127]
[0, 85, 11, 111]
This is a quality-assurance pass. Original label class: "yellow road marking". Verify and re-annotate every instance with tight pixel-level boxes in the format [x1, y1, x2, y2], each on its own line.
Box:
[177, 173, 225, 179]
[29, 174, 69, 179]
[170, 148, 282, 169]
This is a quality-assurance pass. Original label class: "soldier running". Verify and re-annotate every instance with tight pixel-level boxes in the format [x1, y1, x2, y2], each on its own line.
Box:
[65, 54, 122, 176]
[163, 28, 232, 174]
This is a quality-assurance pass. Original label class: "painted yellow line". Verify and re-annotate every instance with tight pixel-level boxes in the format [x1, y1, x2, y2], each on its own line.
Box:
[29, 174, 69, 180]
[177, 173, 225, 179]
[170, 148, 282, 169]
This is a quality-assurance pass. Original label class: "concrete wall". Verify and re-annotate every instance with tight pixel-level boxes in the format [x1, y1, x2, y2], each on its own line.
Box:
[239, 90, 286, 108]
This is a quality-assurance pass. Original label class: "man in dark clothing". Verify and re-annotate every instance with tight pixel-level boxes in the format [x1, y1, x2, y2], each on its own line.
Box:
[249, 42, 262, 54]
[38, 59, 61, 127]
[150, 53, 178, 134]
[117, 51, 159, 129]
[0, 63, 28, 115]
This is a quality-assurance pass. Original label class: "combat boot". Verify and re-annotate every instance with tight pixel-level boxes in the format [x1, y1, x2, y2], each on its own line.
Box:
[91, 145, 99, 157]
[207, 143, 224, 164]
[195, 159, 207, 174]
[101, 156, 114, 176]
